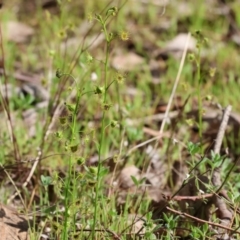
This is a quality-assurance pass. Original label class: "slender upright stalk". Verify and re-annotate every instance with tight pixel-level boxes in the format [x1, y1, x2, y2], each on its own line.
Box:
[91, 26, 111, 240]
[196, 47, 203, 147]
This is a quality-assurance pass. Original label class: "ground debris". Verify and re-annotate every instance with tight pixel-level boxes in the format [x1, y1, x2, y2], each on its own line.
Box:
[0, 203, 30, 240]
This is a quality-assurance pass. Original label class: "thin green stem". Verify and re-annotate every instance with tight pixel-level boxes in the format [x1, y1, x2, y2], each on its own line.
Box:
[91, 25, 111, 239]
[196, 48, 203, 152]
[62, 75, 82, 240]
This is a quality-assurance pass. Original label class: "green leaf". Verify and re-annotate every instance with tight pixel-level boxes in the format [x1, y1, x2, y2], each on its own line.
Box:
[131, 175, 139, 186]
[41, 175, 52, 186]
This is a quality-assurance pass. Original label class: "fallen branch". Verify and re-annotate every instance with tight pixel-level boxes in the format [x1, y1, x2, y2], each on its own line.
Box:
[212, 105, 233, 235]
[166, 206, 240, 235]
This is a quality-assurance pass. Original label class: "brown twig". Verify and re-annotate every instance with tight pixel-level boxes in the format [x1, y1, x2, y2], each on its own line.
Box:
[166, 206, 240, 235]
[171, 193, 214, 201]
[213, 105, 232, 155]
[7, 147, 42, 204]
[73, 228, 121, 240]
[212, 105, 233, 235]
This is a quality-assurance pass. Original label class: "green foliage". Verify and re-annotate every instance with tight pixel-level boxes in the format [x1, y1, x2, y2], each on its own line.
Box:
[2, 1, 240, 239]
[41, 175, 52, 187]
[187, 141, 201, 155]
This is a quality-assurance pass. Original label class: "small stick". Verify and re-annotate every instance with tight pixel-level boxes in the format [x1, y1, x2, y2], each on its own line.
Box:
[166, 206, 240, 235]
[212, 105, 233, 233]
[7, 148, 42, 204]
[213, 105, 232, 155]
[158, 33, 191, 139]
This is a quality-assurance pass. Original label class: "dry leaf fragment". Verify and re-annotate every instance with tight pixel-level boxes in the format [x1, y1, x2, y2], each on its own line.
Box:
[119, 165, 141, 189]
[112, 52, 145, 71]
[164, 33, 196, 52]
[5, 21, 34, 43]
[0, 203, 30, 240]
[154, 33, 196, 60]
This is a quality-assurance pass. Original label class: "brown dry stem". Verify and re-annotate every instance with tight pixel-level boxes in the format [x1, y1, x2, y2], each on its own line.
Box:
[212, 105, 233, 234]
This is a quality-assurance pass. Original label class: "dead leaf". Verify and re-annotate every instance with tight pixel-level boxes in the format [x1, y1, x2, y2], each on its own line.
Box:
[153, 33, 196, 59]
[112, 52, 145, 71]
[0, 203, 30, 240]
[164, 33, 196, 52]
[119, 166, 141, 189]
[5, 21, 34, 43]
